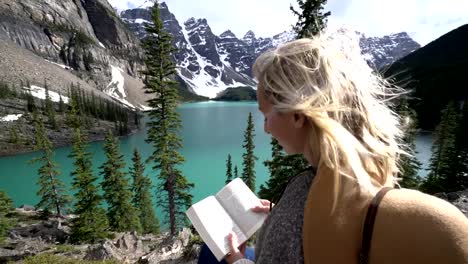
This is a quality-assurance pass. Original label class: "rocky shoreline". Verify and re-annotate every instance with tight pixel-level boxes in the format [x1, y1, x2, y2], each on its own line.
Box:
[1, 208, 200, 264]
[1, 189, 466, 263]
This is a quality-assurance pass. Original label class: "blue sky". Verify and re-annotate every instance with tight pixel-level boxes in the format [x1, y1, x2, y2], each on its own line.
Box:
[107, 0, 468, 46]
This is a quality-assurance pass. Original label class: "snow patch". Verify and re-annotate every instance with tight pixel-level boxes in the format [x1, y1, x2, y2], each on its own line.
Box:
[45, 60, 73, 70]
[272, 30, 295, 46]
[106, 65, 126, 99]
[176, 68, 254, 99]
[135, 18, 151, 24]
[113, 97, 136, 110]
[22, 85, 69, 103]
[0, 114, 23, 122]
[99, 42, 106, 49]
[105, 65, 137, 109]
[139, 104, 153, 111]
[219, 53, 230, 67]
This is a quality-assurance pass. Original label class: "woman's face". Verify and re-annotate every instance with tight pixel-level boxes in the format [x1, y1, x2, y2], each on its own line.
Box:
[257, 86, 309, 155]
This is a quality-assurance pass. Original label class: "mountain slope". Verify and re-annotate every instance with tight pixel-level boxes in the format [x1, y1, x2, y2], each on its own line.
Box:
[383, 24, 468, 129]
[0, 0, 150, 109]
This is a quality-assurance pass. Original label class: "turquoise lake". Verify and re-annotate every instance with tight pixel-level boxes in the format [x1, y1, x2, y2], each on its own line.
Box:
[0, 101, 433, 225]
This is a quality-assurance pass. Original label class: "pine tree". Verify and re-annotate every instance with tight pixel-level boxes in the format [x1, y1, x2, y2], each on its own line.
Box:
[234, 165, 239, 178]
[454, 100, 468, 190]
[58, 95, 66, 113]
[225, 154, 233, 184]
[123, 118, 128, 134]
[44, 81, 58, 130]
[0, 190, 14, 242]
[130, 149, 160, 234]
[259, 138, 308, 202]
[421, 102, 460, 194]
[100, 131, 142, 233]
[9, 126, 19, 144]
[134, 110, 141, 128]
[91, 92, 97, 117]
[241, 112, 258, 192]
[66, 90, 81, 129]
[10, 84, 17, 98]
[142, 1, 193, 236]
[69, 101, 109, 243]
[291, 0, 331, 38]
[30, 112, 70, 217]
[26, 92, 36, 113]
[396, 99, 422, 189]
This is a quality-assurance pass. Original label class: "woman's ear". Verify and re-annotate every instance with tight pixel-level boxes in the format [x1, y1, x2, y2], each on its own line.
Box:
[293, 113, 306, 128]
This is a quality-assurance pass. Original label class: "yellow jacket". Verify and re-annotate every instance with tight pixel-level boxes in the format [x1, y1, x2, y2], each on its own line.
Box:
[303, 165, 468, 264]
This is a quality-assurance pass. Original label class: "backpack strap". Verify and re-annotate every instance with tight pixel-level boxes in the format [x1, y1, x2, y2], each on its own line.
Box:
[359, 187, 393, 264]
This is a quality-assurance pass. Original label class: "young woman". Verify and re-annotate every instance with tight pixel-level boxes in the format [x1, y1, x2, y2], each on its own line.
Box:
[223, 32, 468, 264]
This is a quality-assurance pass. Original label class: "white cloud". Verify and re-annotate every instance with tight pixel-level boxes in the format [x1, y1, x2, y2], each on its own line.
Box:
[163, 0, 298, 38]
[107, 0, 152, 13]
[108, 0, 468, 45]
[326, 0, 468, 45]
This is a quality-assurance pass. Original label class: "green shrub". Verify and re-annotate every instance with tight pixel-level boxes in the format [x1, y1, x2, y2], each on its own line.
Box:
[18, 254, 120, 264]
[182, 233, 203, 260]
[0, 190, 14, 242]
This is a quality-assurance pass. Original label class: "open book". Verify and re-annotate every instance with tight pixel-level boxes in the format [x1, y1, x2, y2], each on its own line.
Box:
[186, 178, 267, 261]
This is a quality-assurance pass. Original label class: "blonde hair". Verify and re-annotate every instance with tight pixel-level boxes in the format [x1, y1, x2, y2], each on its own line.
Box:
[253, 31, 404, 200]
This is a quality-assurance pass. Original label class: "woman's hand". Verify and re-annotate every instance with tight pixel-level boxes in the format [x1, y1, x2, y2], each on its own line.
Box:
[225, 199, 272, 263]
[225, 232, 246, 264]
[251, 199, 273, 213]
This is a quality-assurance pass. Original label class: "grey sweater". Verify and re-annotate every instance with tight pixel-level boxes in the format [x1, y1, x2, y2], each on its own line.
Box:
[248, 169, 315, 264]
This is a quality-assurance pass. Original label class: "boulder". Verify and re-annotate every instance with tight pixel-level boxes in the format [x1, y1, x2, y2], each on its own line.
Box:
[451, 190, 468, 217]
[436, 189, 468, 217]
[9, 221, 69, 243]
[447, 192, 461, 202]
[138, 228, 193, 264]
[0, 237, 48, 262]
[85, 232, 146, 263]
[18, 204, 35, 211]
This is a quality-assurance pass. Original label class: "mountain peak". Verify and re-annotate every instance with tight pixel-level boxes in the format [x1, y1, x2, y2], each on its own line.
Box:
[185, 17, 196, 24]
[220, 30, 237, 39]
[184, 17, 208, 27]
[243, 30, 255, 39]
[271, 30, 296, 46]
[389, 32, 411, 38]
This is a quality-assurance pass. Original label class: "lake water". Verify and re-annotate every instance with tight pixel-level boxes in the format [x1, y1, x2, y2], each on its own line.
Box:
[0, 101, 433, 220]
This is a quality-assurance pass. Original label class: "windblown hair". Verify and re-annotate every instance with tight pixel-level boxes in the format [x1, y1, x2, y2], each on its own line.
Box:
[253, 31, 404, 199]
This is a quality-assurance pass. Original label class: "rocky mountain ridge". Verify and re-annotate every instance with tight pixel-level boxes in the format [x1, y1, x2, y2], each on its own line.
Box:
[122, 4, 298, 98]
[0, 0, 422, 103]
[359, 32, 421, 70]
[121, 2, 420, 98]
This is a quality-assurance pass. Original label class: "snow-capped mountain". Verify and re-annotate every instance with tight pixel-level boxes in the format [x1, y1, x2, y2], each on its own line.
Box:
[121, 2, 420, 98]
[359, 32, 421, 69]
[121, 3, 299, 98]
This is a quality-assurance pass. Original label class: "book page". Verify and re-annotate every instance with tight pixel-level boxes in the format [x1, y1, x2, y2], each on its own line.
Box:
[186, 196, 247, 261]
[216, 178, 268, 238]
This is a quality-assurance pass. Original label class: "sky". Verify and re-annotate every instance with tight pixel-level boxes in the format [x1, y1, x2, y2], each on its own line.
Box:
[107, 0, 468, 46]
